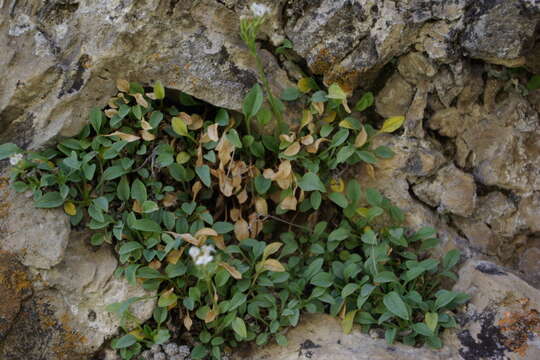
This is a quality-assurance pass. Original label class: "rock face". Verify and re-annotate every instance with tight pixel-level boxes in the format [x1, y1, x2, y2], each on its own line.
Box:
[449, 260, 540, 360]
[2, 0, 540, 359]
[233, 313, 459, 360]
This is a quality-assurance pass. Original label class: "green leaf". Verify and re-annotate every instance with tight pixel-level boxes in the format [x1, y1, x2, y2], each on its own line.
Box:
[191, 345, 209, 360]
[361, 229, 377, 245]
[102, 166, 126, 181]
[195, 165, 211, 187]
[329, 192, 348, 208]
[374, 146, 395, 159]
[0, 143, 22, 160]
[254, 175, 272, 194]
[153, 80, 165, 100]
[365, 188, 383, 206]
[297, 172, 326, 193]
[89, 107, 103, 133]
[443, 249, 460, 269]
[179, 92, 200, 106]
[119, 241, 143, 255]
[434, 290, 458, 310]
[336, 145, 356, 164]
[243, 84, 264, 118]
[357, 150, 377, 164]
[341, 283, 359, 298]
[281, 87, 302, 101]
[310, 191, 322, 210]
[346, 180, 361, 204]
[142, 200, 159, 213]
[527, 75, 540, 91]
[158, 292, 178, 307]
[215, 108, 229, 126]
[385, 327, 397, 345]
[328, 227, 349, 242]
[257, 107, 272, 126]
[35, 192, 64, 208]
[117, 176, 130, 201]
[83, 163, 96, 180]
[112, 334, 137, 349]
[131, 179, 147, 203]
[172, 117, 189, 137]
[310, 272, 333, 287]
[354, 92, 374, 112]
[232, 317, 247, 338]
[226, 129, 243, 148]
[412, 322, 434, 337]
[213, 221, 234, 234]
[132, 219, 161, 233]
[373, 271, 398, 283]
[327, 83, 347, 100]
[276, 334, 288, 346]
[425, 312, 438, 332]
[383, 292, 409, 320]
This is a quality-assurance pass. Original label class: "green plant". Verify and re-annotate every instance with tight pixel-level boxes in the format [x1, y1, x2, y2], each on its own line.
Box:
[0, 14, 468, 360]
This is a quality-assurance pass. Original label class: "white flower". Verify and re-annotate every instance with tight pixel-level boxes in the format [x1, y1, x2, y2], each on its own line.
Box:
[9, 153, 23, 166]
[189, 246, 201, 259]
[189, 245, 215, 266]
[250, 3, 270, 17]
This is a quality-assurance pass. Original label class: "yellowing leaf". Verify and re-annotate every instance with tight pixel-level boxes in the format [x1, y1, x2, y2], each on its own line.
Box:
[339, 118, 355, 129]
[306, 138, 328, 153]
[189, 114, 203, 130]
[342, 98, 351, 113]
[172, 117, 188, 137]
[207, 123, 219, 142]
[195, 227, 218, 238]
[342, 310, 358, 334]
[327, 83, 347, 100]
[166, 249, 183, 264]
[176, 151, 190, 164]
[129, 329, 145, 341]
[330, 178, 345, 193]
[312, 101, 324, 115]
[141, 119, 152, 130]
[300, 109, 313, 129]
[205, 308, 218, 323]
[356, 207, 369, 217]
[116, 79, 129, 93]
[322, 111, 337, 123]
[297, 77, 313, 93]
[263, 242, 283, 259]
[280, 195, 297, 210]
[184, 314, 193, 330]
[263, 258, 286, 272]
[105, 131, 140, 142]
[63, 202, 76, 216]
[141, 130, 155, 141]
[283, 142, 301, 157]
[354, 126, 368, 148]
[133, 93, 149, 108]
[234, 218, 249, 241]
[165, 231, 199, 246]
[300, 134, 314, 146]
[219, 262, 242, 279]
[255, 197, 268, 216]
[380, 116, 405, 133]
[365, 163, 375, 179]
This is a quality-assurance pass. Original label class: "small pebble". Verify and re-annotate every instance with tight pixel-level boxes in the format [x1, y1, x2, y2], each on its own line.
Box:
[163, 343, 180, 356]
[139, 350, 153, 360]
[153, 352, 166, 360]
[151, 344, 162, 353]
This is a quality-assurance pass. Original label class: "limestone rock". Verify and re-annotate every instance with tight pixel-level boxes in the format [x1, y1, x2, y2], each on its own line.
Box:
[233, 313, 458, 360]
[0, 251, 32, 341]
[0, 232, 156, 359]
[0, 0, 290, 149]
[375, 73, 414, 118]
[0, 185, 70, 269]
[413, 164, 477, 217]
[449, 260, 540, 360]
[398, 52, 437, 84]
[462, 1, 539, 66]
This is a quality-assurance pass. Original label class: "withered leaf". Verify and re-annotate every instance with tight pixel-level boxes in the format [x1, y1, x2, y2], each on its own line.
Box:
[218, 262, 242, 280]
[116, 79, 130, 93]
[105, 131, 140, 142]
[234, 218, 249, 241]
[263, 258, 286, 272]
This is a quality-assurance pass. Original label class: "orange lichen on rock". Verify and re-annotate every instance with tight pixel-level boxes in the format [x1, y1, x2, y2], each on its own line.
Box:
[497, 297, 540, 356]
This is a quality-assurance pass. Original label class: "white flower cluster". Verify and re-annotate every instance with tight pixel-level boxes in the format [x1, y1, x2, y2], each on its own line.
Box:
[250, 3, 270, 17]
[189, 245, 215, 266]
[9, 153, 23, 166]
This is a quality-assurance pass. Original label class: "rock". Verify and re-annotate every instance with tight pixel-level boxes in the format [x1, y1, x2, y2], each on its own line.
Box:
[413, 164, 477, 217]
[518, 192, 540, 232]
[0, 184, 70, 269]
[518, 245, 540, 289]
[375, 73, 415, 118]
[0, 0, 290, 149]
[398, 52, 437, 84]
[449, 259, 540, 360]
[429, 107, 464, 138]
[462, 1, 539, 66]
[0, 251, 32, 341]
[0, 232, 156, 359]
[233, 313, 458, 360]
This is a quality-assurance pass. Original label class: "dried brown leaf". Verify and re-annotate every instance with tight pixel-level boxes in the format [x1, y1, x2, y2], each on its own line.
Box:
[218, 262, 242, 280]
[105, 131, 140, 142]
[234, 218, 249, 241]
[116, 79, 130, 93]
[263, 258, 286, 272]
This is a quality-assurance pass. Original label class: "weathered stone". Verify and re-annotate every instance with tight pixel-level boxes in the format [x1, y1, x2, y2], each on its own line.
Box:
[0, 251, 32, 341]
[462, 1, 539, 66]
[375, 73, 414, 118]
[233, 313, 458, 360]
[413, 164, 477, 217]
[0, 232, 155, 359]
[518, 245, 540, 289]
[429, 107, 464, 138]
[0, 0, 290, 149]
[398, 52, 437, 84]
[448, 259, 540, 360]
[0, 184, 70, 269]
